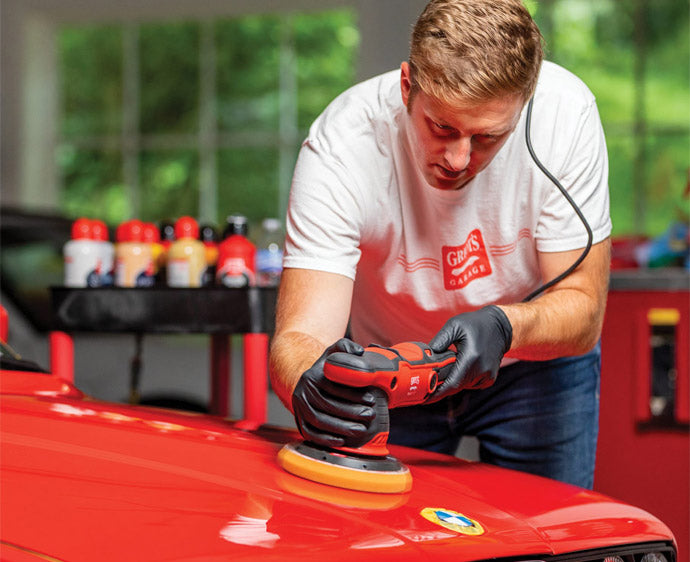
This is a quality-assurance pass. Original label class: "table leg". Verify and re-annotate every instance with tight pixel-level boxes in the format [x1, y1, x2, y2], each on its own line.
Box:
[210, 334, 231, 417]
[237, 332, 268, 429]
[50, 331, 74, 383]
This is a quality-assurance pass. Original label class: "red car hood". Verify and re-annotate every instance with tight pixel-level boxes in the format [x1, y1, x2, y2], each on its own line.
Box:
[0, 371, 674, 562]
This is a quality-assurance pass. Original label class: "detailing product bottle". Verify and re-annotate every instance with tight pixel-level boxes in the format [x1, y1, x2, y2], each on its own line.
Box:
[216, 215, 256, 288]
[256, 218, 284, 287]
[64, 218, 102, 287]
[157, 220, 176, 285]
[199, 223, 219, 287]
[142, 222, 163, 282]
[167, 216, 206, 288]
[90, 219, 114, 286]
[114, 219, 155, 287]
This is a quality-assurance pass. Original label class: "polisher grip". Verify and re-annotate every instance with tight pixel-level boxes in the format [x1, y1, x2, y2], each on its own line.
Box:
[324, 342, 455, 409]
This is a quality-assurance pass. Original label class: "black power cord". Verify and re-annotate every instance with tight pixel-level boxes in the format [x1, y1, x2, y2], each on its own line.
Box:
[521, 97, 594, 302]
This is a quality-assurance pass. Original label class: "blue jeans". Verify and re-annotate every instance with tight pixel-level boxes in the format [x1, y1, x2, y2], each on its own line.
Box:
[388, 343, 601, 489]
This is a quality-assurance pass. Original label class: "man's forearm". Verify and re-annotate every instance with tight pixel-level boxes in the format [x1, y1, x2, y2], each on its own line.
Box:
[269, 331, 326, 412]
[499, 239, 610, 361]
[499, 287, 606, 361]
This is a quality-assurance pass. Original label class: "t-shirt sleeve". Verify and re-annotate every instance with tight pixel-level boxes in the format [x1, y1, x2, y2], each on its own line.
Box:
[534, 98, 612, 252]
[283, 139, 363, 280]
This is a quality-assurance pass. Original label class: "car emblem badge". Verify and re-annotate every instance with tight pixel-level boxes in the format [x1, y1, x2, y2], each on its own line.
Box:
[420, 507, 485, 535]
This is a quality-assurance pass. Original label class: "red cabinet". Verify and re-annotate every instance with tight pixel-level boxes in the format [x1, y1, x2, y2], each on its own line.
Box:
[596, 270, 689, 561]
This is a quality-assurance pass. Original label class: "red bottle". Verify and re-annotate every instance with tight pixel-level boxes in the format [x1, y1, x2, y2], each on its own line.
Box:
[216, 215, 256, 288]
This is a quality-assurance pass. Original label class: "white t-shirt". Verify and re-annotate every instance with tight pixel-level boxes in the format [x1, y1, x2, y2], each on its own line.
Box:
[284, 61, 611, 347]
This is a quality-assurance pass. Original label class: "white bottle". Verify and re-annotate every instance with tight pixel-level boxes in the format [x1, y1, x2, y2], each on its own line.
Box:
[91, 219, 114, 286]
[256, 218, 284, 288]
[64, 218, 102, 287]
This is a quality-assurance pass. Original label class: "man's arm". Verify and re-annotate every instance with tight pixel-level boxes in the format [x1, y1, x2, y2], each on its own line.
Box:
[269, 267, 355, 411]
[500, 238, 611, 360]
[427, 238, 611, 399]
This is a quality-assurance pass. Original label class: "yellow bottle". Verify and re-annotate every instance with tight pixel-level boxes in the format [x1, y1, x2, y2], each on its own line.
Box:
[166, 216, 206, 287]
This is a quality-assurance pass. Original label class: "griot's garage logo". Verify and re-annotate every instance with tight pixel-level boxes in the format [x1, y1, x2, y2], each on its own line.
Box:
[442, 229, 492, 290]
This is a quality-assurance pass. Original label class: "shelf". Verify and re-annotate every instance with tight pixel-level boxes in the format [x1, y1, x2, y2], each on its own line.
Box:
[51, 286, 277, 334]
[610, 269, 690, 292]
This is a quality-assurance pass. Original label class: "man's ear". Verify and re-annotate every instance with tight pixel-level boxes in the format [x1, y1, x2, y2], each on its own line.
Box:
[400, 61, 412, 107]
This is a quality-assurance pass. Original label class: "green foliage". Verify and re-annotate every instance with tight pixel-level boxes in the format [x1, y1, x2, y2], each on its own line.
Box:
[57, 3, 687, 238]
[140, 22, 200, 134]
[57, 148, 129, 223]
[57, 9, 358, 230]
[216, 16, 281, 133]
[217, 148, 280, 229]
[531, 0, 689, 237]
[294, 11, 359, 129]
[59, 25, 123, 137]
[139, 150, 200, 221]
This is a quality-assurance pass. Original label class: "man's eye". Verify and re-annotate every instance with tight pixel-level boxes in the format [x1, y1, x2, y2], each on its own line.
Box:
[474, 134, 498, 143]
[433, 121, 453, 133]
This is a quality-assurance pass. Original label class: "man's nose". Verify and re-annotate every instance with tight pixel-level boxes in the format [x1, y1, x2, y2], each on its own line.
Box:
[444, 136, 471, 171]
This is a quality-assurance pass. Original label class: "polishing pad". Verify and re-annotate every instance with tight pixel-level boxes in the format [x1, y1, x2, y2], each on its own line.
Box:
[277, 441, 412, 494]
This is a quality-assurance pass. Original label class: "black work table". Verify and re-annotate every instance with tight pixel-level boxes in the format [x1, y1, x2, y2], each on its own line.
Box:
[50, 286, 277, 424]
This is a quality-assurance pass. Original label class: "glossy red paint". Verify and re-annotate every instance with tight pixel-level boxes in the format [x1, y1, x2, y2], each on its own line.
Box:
[1, 366, 676, 562]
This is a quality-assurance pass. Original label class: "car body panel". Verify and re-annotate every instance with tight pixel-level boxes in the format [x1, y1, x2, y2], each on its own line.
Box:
[0, 370, 675, 562]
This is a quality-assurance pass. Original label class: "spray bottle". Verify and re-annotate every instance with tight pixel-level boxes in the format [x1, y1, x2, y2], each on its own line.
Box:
[216, 215, 256, 287]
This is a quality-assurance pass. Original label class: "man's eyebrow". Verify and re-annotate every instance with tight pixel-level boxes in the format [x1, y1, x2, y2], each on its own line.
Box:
[425, 106, 516, 136]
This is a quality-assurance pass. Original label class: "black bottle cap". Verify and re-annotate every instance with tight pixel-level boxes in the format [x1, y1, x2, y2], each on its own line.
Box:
[199, 223, 219, 243]
[160, 220, 176, 242]
[223, 214, 249, 238]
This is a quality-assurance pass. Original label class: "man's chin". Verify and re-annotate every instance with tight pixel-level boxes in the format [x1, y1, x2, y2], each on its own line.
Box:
[429, 175, 473, 191]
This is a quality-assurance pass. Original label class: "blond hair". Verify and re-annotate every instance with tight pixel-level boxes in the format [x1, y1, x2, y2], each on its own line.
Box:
[409, 0, 543, 106]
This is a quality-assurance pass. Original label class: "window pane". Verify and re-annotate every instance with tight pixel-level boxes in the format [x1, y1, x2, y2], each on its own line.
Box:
[605, 136, 636, 233]
[530, 0, 688, 237]
[139, 150, 200, 221]
[294, 10, 359, 130]
[216, 16, 281, 133]
[59, 26, 123, 137]
[217, 148, 279, 227]
[645, 134, 690, 236]
[140, 22, 200, 135]
[58, 148, 127, 223]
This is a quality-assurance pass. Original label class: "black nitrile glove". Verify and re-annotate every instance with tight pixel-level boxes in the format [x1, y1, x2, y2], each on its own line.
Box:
[292, 338, 386, 449]
[427, 305, 513, 403]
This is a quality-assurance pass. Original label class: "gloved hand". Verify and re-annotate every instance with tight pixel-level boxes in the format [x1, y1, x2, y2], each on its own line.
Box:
[427, 305, 513, 403]
[292, 338, 385, 449]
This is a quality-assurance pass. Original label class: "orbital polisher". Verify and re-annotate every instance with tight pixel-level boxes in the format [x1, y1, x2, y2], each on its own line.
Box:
[278, 341, 455, 494]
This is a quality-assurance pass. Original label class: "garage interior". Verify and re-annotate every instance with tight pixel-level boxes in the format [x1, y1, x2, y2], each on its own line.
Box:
[1, 0, 688, 559]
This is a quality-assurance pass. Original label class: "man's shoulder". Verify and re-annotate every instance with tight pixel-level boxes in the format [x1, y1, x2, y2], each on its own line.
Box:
[308, 69, 402, 142]
[536, 61, 596, 107]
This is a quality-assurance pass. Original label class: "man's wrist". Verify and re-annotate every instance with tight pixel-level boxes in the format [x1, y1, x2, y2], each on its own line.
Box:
[486, 305, 513, 354]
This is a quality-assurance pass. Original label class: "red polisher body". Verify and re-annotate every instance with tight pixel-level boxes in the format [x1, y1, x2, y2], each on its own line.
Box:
[323, 342, 455, 457]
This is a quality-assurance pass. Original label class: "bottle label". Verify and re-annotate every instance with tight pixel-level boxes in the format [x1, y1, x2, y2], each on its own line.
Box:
[64, 242, 102, 288]
[65, 260, 102, 288]
[217, 257, 255, 288]
[167, 258, 204, 287]
[256, 248, 283, 287]
[115, 248, 155, 287]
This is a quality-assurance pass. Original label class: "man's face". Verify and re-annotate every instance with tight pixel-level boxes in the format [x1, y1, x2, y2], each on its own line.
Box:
[400, 62, 525, 191]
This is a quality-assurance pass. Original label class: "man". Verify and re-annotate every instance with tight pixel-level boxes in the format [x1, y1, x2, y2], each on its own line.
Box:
[269, 0, 611, 489]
